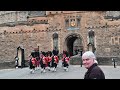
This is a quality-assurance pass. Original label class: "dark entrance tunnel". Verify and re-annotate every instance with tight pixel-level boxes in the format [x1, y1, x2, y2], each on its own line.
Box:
[66, 34, 78, 56]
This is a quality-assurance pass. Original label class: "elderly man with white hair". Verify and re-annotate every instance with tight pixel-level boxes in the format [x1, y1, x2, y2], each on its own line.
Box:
[82, 51, 105, 79]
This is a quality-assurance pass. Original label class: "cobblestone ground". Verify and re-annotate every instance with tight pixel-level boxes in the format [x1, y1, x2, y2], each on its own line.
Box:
[0, 60, 120, 79]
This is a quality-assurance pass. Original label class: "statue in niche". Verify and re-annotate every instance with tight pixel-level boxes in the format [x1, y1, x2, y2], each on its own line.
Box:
[88, 30, 95, 45]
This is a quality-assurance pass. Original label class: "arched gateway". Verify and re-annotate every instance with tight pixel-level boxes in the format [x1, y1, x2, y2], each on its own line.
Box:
[64, 33, 83, 56]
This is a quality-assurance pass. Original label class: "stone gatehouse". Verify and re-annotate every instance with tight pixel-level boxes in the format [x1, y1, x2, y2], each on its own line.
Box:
[0, 11, 120, 66]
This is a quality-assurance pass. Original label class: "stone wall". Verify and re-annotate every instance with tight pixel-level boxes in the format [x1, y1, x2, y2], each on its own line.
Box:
[97, 57, 120, 65]
[0, 61, 15, 69]
[69, 56, 120, 66]
[0, 11, 29, 24]
[0, 11, 120, 66]
[28, 11, 46, 17]
[0, 11, 46, 25]
[0, 26, 58, 62]
[69, 55, 82, 65]
[0, 60, 29, 69]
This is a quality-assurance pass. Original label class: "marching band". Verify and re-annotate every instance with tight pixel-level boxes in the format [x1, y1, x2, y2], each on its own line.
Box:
[28, 50, 70, 74]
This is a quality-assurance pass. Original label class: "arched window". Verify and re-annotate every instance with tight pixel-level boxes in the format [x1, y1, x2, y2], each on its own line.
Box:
[53, 33, 58, 50]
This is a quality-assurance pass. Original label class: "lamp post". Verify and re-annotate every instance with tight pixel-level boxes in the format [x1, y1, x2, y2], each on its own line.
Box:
[80, 49, 83, 67]
[112, 58, 116, 68]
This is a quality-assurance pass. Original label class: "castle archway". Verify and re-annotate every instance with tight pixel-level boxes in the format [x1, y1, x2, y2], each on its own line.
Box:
[65, 33, 83, 56]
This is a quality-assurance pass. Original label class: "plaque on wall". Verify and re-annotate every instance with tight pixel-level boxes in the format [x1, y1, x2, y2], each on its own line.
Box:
[67, 27, 79, 30]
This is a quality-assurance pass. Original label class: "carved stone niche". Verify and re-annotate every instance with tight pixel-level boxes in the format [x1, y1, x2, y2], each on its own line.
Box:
[87, 43, 96, 53]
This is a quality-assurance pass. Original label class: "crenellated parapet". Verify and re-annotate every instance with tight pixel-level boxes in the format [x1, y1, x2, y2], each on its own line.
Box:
[0, 28, 62, 35]
[0, 11, 47, 27]
[104, 11, 120, 20]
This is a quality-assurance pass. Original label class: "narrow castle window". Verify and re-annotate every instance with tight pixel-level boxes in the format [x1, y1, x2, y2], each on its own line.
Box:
[119, 37, 120, 44]
[115, 37, 118, 45]
[77, 18, 80, 27]
[112, 38, 114, 45]
[49, 12, 51, 14]
[115, 37, 118, 41]
[65, 19, 69, 28]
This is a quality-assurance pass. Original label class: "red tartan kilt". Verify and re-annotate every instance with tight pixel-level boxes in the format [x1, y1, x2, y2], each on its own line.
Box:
[65, 60, 69, 64]
[32, 60, 35, 65]
[32, 59, 37, 67]
[37, 60, 40, 65]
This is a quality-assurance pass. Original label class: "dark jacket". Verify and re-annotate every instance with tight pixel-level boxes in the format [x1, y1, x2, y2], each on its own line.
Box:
[84, 63, 105, 79]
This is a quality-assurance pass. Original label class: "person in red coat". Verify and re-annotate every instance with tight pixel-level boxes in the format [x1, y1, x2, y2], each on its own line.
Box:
[62, 53, 66, 66]
[40, 52, 47, 73]
[51, 55, 59, 72]
[47, 51, 52, 71]
[62, 51, 70, 71]
[30, 57, 36, 73]
[45, 52, 49, 67]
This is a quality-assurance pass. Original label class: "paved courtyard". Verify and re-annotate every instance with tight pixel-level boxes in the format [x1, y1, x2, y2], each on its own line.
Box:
[0, 61, 120, 79]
